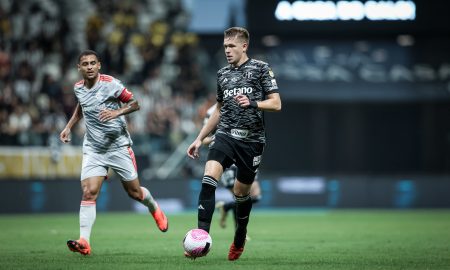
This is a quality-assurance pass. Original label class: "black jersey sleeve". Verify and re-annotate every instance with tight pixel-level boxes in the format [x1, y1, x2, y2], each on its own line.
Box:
[217, 70, 224, 102]
[260, 64, 279, 94]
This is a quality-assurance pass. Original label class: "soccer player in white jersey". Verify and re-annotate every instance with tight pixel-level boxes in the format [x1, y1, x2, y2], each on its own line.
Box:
[60, 50, 168, 256]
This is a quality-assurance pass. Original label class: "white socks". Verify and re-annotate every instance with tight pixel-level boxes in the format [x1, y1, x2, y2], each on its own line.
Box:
[78, 187, 157, 243]
[79, 201, 96, 243]
[140, 187, 158, 213]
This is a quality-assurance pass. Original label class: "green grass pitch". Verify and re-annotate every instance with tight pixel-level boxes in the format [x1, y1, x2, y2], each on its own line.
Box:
[0, 210, 449, 270]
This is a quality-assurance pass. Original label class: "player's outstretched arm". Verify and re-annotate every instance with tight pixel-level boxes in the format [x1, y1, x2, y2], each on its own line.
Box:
[257, 92, 281, 112]
[187, 103, 222, 159]
[202, 135, 215, 146]
[234, 92, 281, 112]
[187, 139, 202, 159]
[60, 102, 83, 143]
[99, 97, 140, 122]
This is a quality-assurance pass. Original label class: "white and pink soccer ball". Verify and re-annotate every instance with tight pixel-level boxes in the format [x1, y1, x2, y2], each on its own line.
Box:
[183, 229, 212, 258]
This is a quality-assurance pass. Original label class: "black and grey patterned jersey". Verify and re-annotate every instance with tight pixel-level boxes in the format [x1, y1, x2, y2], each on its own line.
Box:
[216, 58, 279, 143]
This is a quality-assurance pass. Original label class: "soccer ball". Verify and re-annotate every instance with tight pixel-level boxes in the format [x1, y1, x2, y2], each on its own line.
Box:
[182, 229, 212, 258]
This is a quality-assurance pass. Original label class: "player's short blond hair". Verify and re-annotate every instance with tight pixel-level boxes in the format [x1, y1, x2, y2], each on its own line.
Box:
[224, 27, 249, 44]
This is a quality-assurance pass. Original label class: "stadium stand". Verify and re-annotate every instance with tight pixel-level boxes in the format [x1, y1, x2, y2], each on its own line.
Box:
[0, 0, 211, 177]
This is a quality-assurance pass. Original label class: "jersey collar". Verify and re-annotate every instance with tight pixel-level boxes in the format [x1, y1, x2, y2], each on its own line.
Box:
[230, 58, 251, 70]
[84, 73, 101, 90]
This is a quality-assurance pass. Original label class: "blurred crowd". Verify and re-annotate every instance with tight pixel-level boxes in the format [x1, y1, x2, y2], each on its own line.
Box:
[0, 0, 216, 158]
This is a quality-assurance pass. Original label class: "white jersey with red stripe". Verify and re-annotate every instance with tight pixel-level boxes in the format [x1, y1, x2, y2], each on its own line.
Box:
[74, 74, 134, 153]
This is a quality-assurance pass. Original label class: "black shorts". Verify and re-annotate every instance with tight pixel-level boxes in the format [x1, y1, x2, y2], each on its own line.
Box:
[207, 133, 264, 184]
[220, 165, 259, 189]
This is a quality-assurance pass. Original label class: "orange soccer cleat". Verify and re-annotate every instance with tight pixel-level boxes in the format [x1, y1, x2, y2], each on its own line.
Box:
[228, 242, 245, 261]
[151, 206, 168, 232]
[67, 238, 91, 255]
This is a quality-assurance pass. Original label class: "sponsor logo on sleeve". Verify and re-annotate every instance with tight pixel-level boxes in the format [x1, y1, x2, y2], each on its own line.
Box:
[271, 79, 278, 89]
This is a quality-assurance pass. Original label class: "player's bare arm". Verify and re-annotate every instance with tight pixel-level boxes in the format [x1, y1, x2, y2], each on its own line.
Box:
[202, 135, 215, 146]
[99, 97, 140, 122]
[60, 102, 83, 143]
[234, 93, 281, 112]
[187, 103, 222, 159]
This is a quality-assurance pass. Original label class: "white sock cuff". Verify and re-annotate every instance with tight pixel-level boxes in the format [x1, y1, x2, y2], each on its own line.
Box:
[140, 187, 150, 201]
[234, 194, 251, 203]
[202, 175, 218, 187]
[80, 200, 96, 206]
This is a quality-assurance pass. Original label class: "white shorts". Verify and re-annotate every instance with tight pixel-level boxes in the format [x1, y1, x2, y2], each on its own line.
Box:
[81, 146, 138, 181]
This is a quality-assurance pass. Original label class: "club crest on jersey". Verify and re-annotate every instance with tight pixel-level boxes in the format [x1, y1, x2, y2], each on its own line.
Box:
[269, 69, 275, 77]
[243, 71, 253, 79]
[95, 91, 103, 100]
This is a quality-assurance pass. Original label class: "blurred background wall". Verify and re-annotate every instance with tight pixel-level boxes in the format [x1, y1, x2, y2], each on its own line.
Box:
[0, 0, 449, 213]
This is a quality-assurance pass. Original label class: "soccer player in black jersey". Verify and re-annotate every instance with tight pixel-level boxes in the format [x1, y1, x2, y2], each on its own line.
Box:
[187, 27, 282, 261]
[202, 104, 263, 231]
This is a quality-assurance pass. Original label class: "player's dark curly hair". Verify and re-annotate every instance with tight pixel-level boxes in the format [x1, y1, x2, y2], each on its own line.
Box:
[224, 27, 249, 44]
[78, 50, 100, 63]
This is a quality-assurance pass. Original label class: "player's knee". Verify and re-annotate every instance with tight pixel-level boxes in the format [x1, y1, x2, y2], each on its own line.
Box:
[251, 194, 262, 204]
[82, 188, 99, 201]
[234, 191, 249, 197]
[233, 186, 250, 197]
